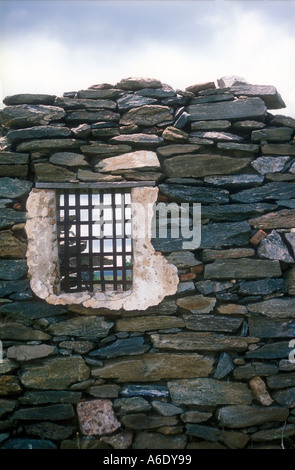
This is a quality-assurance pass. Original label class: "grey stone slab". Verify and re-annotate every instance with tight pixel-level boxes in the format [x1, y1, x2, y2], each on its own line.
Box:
[204, 258, 282, 280]
[188, 97, 266, 121]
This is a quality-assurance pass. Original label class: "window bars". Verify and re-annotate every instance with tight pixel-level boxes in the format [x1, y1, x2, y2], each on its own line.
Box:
[56, 188, 132, 293]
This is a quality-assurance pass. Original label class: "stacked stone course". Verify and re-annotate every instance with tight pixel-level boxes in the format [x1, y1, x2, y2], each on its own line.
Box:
[0, 76, 295, 449]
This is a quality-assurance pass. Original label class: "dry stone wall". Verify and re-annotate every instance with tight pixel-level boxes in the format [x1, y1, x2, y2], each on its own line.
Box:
[0, 76, 295, 449]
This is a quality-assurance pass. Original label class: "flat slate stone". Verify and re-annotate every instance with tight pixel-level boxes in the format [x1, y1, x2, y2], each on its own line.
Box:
[109, 134, 164, 147]
[247, 297, 295, 318]
[1, 438, 57, 449]
[0, 301, 66, 323]
[0, 208, 26, 229]
[188, 98, 266, 121]
[200, 221, 251, 249]
[168, 378, 252, 406]
[0, 104, 65, 128]
[249, 209, 295, 229]
[89, 336, 149, 359]
[0, 322, 50, 341]
[261, 143, 295, 156]
[54, 97, 117, 110]
[19, 390, 82, 405]
[204, 258, 282, 279]
[19, 356, 90, 390]
[12, 404, 75, 421]
[120, 105, 173, 126]
[92, 353, 214, 382]
[49, 152, 90, 167]
[229, 84, 286, 109]
[248, 317, 295, 338]
[77, 88, 122, 100]
[183, 314, 243, 333]
[0, 177, 32, 199]
[204, 174, 263, 188]
[17, 138, 84, 153]
[231, 182, 295, 203]
[0, 151, 28, 164]
[216, 142, 260, 157]
[48, 316, 113, 339]
[159, 183, 229, 203]
[217, 405, 289, 428]
[65, 109, 120, 123]
[0, 259, 27, 280]
[3, 94, 56, 105]
[251, 127, 293, 142]
[0, 230, 27, 258]
[239, 278, 285, 296]
[34, 163, 77, 182]
[201, 203, 276, 222]
[7, 126, 71, 142]
[151, 331, 251, 352]
[81, 142, 131, 157]
[157, 144, 201, 157]
[117, 94, 158, 110]
[97, 150, 160, 173]
[270, 114, 295, 129]
[163, 154, 252, 178]
[116, 77, 162, 90]
[0, 279, 31, 298]
[245, 341, 291, 359]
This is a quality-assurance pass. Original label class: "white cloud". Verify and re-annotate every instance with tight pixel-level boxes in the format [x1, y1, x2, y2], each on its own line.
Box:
[1, 0, 295, 117]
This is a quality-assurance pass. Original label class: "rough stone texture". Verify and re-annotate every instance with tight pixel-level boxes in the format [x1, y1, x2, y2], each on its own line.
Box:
[204, 258, 282, 280]
[0, 104, 65, 128]
[257, 230, 294, 262]
[1, 77, 295, 449]
[97, 150, 160, 172]
[92, 353, 214, 382]
[168, 378, 252, 406]
[163, 154, 251, 178]
[217, 405, 289, 428]
[19, 357, 90, 390]
[188, 97, 267, 121]
[77, 399, 121, 436]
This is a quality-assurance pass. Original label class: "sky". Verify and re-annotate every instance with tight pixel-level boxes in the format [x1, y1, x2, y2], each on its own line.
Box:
[1, 0, 295, 116]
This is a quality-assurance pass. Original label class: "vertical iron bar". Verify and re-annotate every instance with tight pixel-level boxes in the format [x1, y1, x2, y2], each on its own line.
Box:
[75, 189, 82, 291]
[99, 191, 105, 292]
[88, 189, 94, 292]
[112, 191, 118, 291]
[63, 190, 70, 292]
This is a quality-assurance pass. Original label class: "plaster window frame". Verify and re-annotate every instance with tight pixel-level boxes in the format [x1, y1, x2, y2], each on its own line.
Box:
[25, 183, 179, 311]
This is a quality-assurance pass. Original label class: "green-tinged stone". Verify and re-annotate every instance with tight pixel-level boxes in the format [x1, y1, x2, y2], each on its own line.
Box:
[163, 154, 251, 178]
[92, 353, 214, 382]
[168, 378, 252, 406]
[217, 405, 289, 428]
[12, 404, 75, 421]
[19, 356, 90, 390]
[0, 104, 65, 128]
[47, 316, 113, 339]
[204, 258, 282, 280]
[0, 177, 32, 199]
[151, 332, 253, 352]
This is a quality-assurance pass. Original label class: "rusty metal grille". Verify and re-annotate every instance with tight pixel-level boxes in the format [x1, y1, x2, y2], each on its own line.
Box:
[56, 188, 132, 293]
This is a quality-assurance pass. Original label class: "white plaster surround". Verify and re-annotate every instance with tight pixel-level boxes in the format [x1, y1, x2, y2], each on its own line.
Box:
[25, 186, 179, 311]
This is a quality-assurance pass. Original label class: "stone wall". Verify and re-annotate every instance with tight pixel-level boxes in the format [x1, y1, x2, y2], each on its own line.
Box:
[0, 76, 295, 450]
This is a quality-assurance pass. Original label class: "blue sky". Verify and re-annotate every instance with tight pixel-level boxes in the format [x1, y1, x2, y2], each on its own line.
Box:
[1, 0, 295, 116]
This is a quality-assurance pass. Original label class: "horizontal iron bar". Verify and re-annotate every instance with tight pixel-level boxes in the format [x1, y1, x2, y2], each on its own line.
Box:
[35, 181, 156, 189]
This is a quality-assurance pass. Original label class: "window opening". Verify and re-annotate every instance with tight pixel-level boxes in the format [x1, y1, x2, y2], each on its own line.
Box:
[57, 188, 132, 293]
